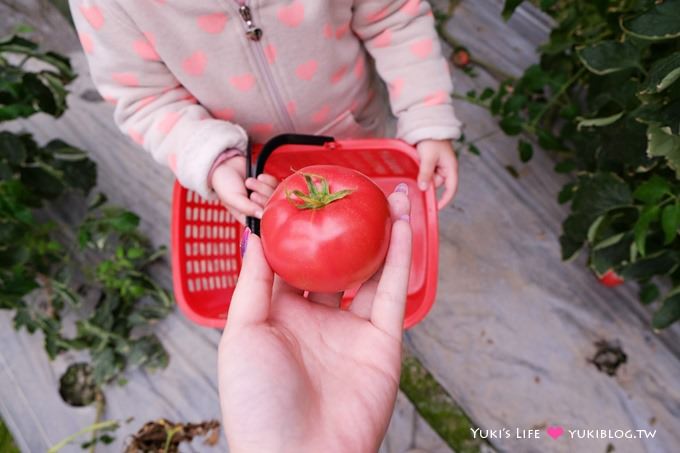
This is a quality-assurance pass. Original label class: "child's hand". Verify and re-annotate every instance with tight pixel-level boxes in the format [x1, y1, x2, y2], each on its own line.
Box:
[416, 139, 459, 210]
[211, 156, 279, 225]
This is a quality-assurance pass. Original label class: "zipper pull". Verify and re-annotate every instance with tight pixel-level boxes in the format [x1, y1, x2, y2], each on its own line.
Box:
[238, 5, 263, 41]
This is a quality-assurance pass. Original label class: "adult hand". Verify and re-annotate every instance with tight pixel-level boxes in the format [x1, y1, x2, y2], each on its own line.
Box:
[416, 139, 459, 210]
[218, 184, 413, 453]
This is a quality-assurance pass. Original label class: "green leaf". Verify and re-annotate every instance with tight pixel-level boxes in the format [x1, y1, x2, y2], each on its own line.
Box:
[634, 204, 660, 256]
[639, 282, 660, 305]
[620, 250, 678, 280]
[467, 143, 480, 155]
[640, 52, 680, 94]
[502, 0, 525, 19]
[499, 115, 523, 135]
[577, 40, 641, 75]
[0, 132, 27, 165]
[572, 173, 633, 216]
[128, 335, 168, 371]
[576, 112, 624, 130]
[633, 175, 670, 204]
[58, 363, 98, 407]
[621, 0, 680, 41]
[652, 291, 680, 329]
[518, 140, 533, 162]
[558, 182, 576, 204]
[661, 201, 680, 244]
[0, 417, 20, 453]
[646, 126, 680, 177]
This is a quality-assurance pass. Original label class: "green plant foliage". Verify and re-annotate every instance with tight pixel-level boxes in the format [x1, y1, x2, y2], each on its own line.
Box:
[0, 417, 20, 453]
[0, 34, 172, 392]
[466, 1, 680, 327]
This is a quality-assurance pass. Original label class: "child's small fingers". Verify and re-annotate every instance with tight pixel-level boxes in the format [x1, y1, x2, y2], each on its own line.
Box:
[249, 192, 269, 207]
[434, 174, 445, 187]
[257, 173, 279, 188]
[223, 193, 263, 219]
[246, 177, 277, 196]
[437, 173, 458, 210]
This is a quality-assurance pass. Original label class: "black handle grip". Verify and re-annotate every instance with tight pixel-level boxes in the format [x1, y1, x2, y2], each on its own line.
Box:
[246, 134, 335, 234]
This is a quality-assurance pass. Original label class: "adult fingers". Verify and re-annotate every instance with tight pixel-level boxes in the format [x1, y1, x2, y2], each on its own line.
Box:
[371, 186, 412, 338]
[226, 234, 274, 327]
[437, 153, 459, 210]
[434, 173, 445, 188]
[307, 291, 343, 308]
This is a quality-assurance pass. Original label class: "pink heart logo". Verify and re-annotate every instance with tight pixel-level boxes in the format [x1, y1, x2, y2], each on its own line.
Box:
[133, 38, 160, 61]
[112, 72, 139, 87]
[335, 22, 350, 39]
[78, 32, 94, 54]
[278, 0, 304, 27]
[388, 78, 405, 100]
[410, 38, 433, 59]
[296, 60, 318, 81]
[373, 29, 392, 48]
[80, 5, 104, 29]
[425, 90, 448, 106]
[401, 0, 420, 16]
[182, 51, 207, 76]
[330, 65, 348, 84]
[212, 108, 235, 121]
[197, 13, 228, 34]
[312, 104, 331, 123]
[354, 57, 365, 78]
[230, 73, 256, 91]
[546, 426, 564, 440]
[251, 123, 274, 136]
[158, 111, 182, 134]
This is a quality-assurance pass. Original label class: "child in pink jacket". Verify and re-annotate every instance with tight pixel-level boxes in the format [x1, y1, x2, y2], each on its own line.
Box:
[71, 0, 463, 223]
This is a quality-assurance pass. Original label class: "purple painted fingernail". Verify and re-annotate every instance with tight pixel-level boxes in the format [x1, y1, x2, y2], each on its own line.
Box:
[240, 227, 251, 258]
[399, 214, 410, 223]
[395, 183, 409, 194]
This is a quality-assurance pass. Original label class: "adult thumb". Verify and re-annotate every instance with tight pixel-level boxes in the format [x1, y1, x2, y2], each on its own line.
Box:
[226, 231, 273, 327]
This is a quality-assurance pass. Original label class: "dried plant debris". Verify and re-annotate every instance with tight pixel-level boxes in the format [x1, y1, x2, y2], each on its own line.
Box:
[589, 340, 627, 376]
[125, 419, 220, 453]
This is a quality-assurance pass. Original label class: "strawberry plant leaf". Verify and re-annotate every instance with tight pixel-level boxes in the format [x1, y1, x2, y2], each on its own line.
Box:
[639, 282, 660, 305]
[633, 175, 670, 204]
[518, 140, 533, 162]
[577, 40, 641, 75]
[634, 205, 660, 257]
[640, 52, 680, 94]
[661, 201, 680, 244]
[652, 292, 680, 329]
[501, 0, 525, 20]
[621, 0, 680, 41]
[646, 126, 680, 177]
[576, 112, 624, 130]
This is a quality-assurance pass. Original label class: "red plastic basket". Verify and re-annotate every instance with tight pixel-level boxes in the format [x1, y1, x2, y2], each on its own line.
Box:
[171, 134, 438, 329]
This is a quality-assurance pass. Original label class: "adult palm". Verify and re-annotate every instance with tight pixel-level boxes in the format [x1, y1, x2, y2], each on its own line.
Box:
[218, 188, 412, 453]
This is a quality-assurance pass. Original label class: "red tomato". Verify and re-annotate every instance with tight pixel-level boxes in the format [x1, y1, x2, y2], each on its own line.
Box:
[598, 269, 624, 287]
[261, 165, 391, 293]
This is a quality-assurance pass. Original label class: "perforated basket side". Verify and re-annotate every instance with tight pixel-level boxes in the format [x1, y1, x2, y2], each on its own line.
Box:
[171, 182, 241, 328]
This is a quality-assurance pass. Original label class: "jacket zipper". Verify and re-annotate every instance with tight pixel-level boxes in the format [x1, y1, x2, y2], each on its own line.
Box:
[234, 0, 296, 132]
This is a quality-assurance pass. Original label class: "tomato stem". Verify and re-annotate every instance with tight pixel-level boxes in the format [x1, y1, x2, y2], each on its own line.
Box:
[285, 172, 354, 210]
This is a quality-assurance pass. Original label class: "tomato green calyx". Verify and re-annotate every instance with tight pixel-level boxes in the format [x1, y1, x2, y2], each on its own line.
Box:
[285, 172, 354, 210]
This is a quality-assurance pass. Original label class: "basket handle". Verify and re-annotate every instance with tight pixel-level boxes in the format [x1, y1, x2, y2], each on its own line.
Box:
[246, 134, 335, 234]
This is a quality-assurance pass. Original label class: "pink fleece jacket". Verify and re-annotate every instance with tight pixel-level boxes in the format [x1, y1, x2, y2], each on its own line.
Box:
[70, 0, 462, 199]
